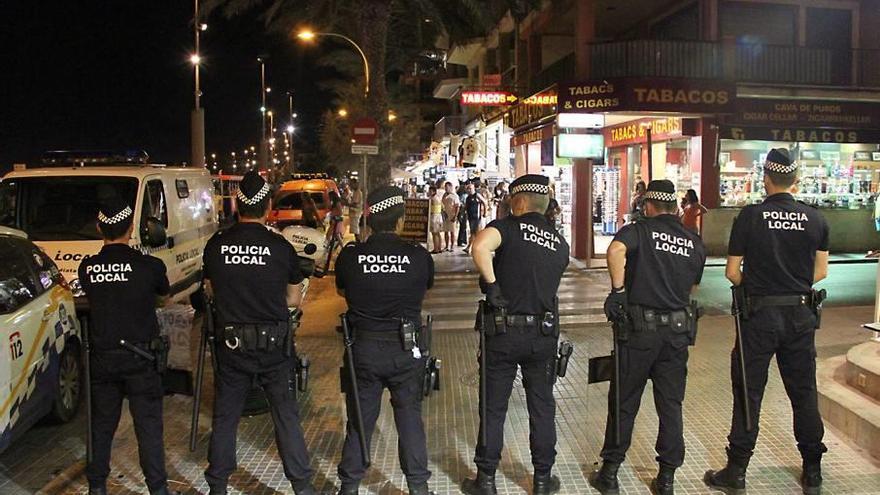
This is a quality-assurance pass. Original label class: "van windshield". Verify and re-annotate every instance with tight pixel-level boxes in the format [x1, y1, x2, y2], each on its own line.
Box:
[0, 176, 139, 241]
[274, 191, 325, 210]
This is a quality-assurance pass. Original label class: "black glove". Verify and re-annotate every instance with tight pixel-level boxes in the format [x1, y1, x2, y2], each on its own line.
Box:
[483, 281, 508, 309]
[604, 288, 628, 322]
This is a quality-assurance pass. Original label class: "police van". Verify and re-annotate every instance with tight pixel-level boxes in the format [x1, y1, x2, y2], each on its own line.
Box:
[0, 151, 218, 308]
[0, 227, 81, 453]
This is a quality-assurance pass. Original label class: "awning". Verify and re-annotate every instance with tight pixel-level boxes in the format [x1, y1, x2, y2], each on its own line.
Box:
[391, 167, 419, 180]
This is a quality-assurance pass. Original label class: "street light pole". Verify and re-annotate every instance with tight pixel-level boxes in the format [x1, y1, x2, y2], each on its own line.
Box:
[258, 57, 268, 171]
[287, 91, 295, 174]
[190, 0, 205, 168]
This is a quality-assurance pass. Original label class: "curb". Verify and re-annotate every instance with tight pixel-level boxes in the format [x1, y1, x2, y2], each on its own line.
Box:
[37, 460, 85, 495]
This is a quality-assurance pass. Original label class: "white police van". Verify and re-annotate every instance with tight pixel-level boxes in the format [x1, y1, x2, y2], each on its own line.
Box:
[0, 227, 81, 454]
[0, 151, 218, 308]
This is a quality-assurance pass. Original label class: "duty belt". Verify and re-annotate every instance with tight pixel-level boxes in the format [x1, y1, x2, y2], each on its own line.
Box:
[505, 314, 542, 327]
[354, 329, 399, 342]
[222, 322, 288, 351]
[750, 293, 811, 312]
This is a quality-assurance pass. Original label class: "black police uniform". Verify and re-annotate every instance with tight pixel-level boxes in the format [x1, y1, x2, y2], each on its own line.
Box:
[474, 211, 569, 478]
[202, 221, 314, 493]
[599, 212, 705, 470]
[335, 230, 435, 492]
[79, 236, 171, 493]
[725, 191, 829, 463]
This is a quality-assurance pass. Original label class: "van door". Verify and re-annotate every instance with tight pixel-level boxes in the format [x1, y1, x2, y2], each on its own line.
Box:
[137, 176, 182, 294]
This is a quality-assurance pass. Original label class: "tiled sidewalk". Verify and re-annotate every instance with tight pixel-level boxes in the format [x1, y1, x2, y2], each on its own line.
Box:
[13, 270, 880, 494]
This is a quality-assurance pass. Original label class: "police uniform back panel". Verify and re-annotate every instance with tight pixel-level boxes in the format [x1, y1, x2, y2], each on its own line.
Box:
[490, 212, 568, 314]
[729, 194, 828, 296]
[335, 235, 434, 328]
[203, 223, 304, 325]
[78, 244, 170, 349]
[615, 215, 706, 310]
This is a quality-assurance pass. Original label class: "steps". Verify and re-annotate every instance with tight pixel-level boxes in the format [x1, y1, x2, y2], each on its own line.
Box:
[817, 341, 880, 459]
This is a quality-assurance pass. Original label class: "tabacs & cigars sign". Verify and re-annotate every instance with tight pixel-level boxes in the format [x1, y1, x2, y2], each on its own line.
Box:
[559, 78, 735, 114]
[604, 117, 683, 147]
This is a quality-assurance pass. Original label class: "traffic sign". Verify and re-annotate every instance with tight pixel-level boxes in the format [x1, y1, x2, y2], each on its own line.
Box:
[351, 117, 379, 145]
[351, 144, 379, 155]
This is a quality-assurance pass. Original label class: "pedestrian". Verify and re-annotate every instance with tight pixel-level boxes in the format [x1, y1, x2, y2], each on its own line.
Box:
[590, 180, 706, 495]
[494, 182, 510, 220]
[78, 197, 180, 495]
[442, 181, 461, 252]
[463, 183, 485, 253]
[202, 171, 318, 495]
[349, 178, 364, 242]
[334, 186, 436, 495]
[545, 197, 562, 234]
[629, 180, 647, 223]
[462, 174, 569, 495]
[428, 185, 443, 254]
[326, 190, 345, 244]
[681, 189, 708, 235]
[301, 192, 321, 229]
[457, 184, 469, 247]
[705, 148, 830, 495]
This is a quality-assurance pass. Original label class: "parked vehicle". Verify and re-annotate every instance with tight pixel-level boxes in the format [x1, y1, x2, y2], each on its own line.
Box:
[268, 174, 340, 230]
[0, 227, 81, 453]
[0, 151, 218, 308]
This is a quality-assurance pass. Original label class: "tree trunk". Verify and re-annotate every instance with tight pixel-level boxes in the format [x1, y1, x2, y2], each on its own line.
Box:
[357, 0, 393, 189]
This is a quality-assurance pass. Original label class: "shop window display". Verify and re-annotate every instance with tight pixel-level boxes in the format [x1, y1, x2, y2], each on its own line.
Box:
[719, 140, 880, 209]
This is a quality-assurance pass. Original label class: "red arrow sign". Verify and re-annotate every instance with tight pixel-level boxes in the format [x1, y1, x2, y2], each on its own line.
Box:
[351, 117, 379, 145]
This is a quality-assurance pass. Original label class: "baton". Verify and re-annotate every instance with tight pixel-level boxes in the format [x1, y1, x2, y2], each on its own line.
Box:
[341, 313, 370, 468]
[119, 340, 155, 361]
[81, 316, 93, 464]
[477, 300, 488, 448]
[731, 287, 753, 432]
[611, 320, 622, 447]
[189, 297, 212, 452]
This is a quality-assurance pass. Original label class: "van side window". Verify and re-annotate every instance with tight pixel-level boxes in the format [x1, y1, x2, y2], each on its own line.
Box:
[175, 179, 190, 199]
[0, 181, 18, 228]
[142, 179, 168, 228]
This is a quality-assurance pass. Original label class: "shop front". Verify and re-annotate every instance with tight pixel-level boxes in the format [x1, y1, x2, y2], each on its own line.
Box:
[558, 78, 735, 262]
[700, 97, 880, 255]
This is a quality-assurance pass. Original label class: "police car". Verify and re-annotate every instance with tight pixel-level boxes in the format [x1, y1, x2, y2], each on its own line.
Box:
[0, 227, 81, 454]
[0, 150, 218, 308]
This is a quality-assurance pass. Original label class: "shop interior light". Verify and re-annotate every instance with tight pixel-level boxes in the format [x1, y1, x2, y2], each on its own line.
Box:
[558, 113, 604, 129]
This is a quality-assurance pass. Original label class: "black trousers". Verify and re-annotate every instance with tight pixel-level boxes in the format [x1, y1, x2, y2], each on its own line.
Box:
[474, 325, 558, 476]
[338, 339, 430, 487]
[87, 350, 167, 492]
[599, 326, 690, 468]
[205, 346, 313, 488]
[727, 305, 826, 463]
[458, 216, 468, 245]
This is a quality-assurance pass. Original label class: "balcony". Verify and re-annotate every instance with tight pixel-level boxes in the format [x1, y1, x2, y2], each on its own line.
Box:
[533, 53, 576, 93]
[589, 40, 880, 88]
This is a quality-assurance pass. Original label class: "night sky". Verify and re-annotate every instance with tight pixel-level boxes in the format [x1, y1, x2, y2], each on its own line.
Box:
[0, 1, 333, 172]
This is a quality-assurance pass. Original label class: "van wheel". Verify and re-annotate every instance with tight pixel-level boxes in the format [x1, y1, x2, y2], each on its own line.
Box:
[49, 344, 82, 423]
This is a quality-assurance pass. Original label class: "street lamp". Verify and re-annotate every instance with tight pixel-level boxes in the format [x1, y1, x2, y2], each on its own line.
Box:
[190, 0, 206, 169]
[296, 29, 370, 98]
[338, 108, 349, 118]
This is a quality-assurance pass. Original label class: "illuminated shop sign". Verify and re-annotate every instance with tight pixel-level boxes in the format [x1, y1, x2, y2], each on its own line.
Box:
[460, 91, 518, 106]
[604, 117, 683, 147]
[559, 78, 735, 114]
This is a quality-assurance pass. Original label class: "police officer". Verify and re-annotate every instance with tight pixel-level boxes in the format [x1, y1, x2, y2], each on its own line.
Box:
[202, 171, 318, 495]
[462, 174, 569, 495]
[706, 148, 830, 495]
[78, 197, 179, 495]
[334, 186, 435, 495]
[590, 180, 706, 495]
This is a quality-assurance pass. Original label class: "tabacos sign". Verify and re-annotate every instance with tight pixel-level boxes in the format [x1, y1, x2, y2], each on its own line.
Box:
[460, 90, 518, 106]
[560, 78, 735, 114]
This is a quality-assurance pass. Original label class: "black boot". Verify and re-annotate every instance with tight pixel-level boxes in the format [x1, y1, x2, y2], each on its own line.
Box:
[88, 487, 107, 495]
[461, 470, 497, 495]
[533, 472, 561, 495]
[407, 481, 436, 495]
[801, 461, 822, 495]
[651, 465, 675, 495]
[336, 482, 359, 495]
[704, 454, 748, 495]
[208, 485, 228, 495]
[588, 461, 620, 495]
[292, 480, 319, 495]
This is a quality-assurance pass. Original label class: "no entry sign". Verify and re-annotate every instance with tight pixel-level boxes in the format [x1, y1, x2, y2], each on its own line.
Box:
[351, 117, 379, 145]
